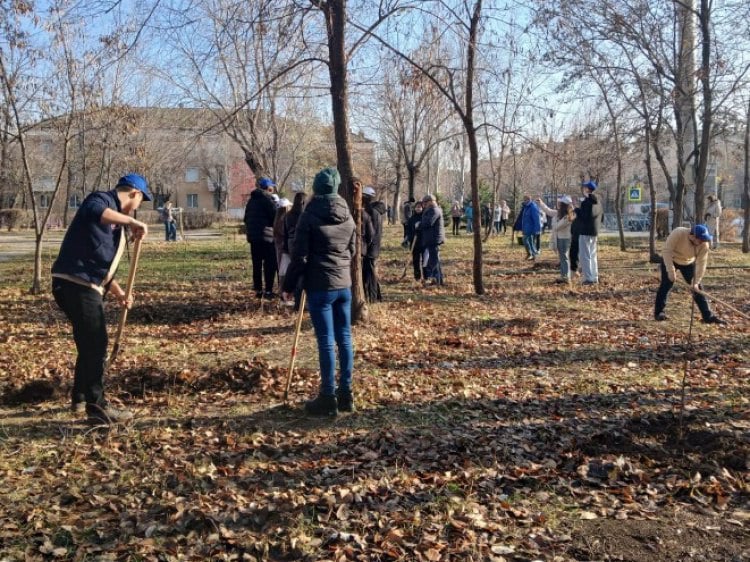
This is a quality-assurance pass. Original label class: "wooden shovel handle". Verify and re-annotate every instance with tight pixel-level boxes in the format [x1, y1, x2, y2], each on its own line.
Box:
[284, 290, 307, 403]
[109, 237, 143, 364]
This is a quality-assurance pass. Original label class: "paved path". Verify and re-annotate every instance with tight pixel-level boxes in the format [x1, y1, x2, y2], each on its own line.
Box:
[0, 230, 226, 261]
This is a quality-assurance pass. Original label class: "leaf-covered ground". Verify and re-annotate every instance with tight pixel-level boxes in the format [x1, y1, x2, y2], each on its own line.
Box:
[0, 228, 749, 562]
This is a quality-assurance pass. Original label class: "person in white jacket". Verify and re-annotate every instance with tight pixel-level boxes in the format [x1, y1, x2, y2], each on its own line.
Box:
[537, 195, 575, 283]
[705, 195, 722, 249]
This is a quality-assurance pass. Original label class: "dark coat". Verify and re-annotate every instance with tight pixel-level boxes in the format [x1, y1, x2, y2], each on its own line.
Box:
[282, 208, 302, 254]
[51, 190, 123, 287]
[576, 193, 602, 236]
[362, 200, 386, 258]
[282, 195, 356, 293]
[243, 189, 276, 243]
[406, 210, 424, 250]
[419, 204, 445, 247]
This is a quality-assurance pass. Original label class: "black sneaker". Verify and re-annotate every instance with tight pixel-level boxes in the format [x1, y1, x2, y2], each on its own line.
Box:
[86, 404, 134, 424]
[304, 394, 337, 417]
[336, 389, 355, 413]
[655, 312, 667, 321]
[255, 291, 263, 299]
[263, 291, 277, 300]
[703, 316, 726, 325]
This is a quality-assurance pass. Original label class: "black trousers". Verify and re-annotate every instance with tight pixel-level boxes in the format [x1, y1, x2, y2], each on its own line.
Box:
[570, 234, 580, 272]
[412, 246, 423, 280]
[250, 240, 277, 293]
[655, 259, 712, 320]
[363, 256, 382, 302]
[52, 279, 107, 407]
[452, 217, 461, 235]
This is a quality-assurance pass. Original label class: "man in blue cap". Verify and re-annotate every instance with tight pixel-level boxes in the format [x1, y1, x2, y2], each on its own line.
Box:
[654, 224, 724, 324]
[577, 179, 603, 284]
[243, 177, 278, 298]
[51, 173, 151, 423]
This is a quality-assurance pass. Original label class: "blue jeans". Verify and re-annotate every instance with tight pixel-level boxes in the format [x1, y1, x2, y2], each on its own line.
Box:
[165, 221, 177, 241]
[556, 238, 571, 279]
[523, 233, 539, 257]
[307, 288, 354, 396]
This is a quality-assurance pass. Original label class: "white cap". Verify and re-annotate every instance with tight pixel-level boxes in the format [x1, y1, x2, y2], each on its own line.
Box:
[559, 195, 573, 204]
[277, 197, 292, 208]
[363, 186, 376, 197]
[271, 194, 280, 203]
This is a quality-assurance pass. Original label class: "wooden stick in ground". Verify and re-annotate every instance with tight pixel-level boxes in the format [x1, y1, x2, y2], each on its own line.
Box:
[109, 237, 144, 365]
[283, 290, 307, 403]
[693, 287, 750, 320]
[399, 236, 417, 280]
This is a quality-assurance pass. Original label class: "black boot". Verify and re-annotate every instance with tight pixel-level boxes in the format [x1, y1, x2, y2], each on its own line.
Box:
[304, 394, 337, 417]
[336, 388, 355, 413]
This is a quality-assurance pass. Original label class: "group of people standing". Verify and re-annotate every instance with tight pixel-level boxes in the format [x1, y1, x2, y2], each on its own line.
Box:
[403, 194, 446, 285]
[448, 200, 511, 236]
[49, 168, 727, 426]
[514, 179, 602, 285]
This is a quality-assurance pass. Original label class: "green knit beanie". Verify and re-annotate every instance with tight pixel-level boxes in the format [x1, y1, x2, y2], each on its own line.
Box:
[312, 167, 341, 198]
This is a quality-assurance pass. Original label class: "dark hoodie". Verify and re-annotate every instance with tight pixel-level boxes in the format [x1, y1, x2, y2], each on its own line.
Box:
[362, 198, 387, 259]
[282, 195, 356, 293]
[576, 192, 603, 236]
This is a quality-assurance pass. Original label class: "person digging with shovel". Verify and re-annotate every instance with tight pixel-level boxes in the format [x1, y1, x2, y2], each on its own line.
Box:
[52, 173, 151, 424]
[654, 224, 725, 325]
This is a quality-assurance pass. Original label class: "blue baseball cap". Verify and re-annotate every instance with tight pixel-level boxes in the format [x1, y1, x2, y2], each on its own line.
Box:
[581, 180, 597, 191]
[691, 224, 712, 242]
[116, 173, 152, 201]
[258, 177, 276, 190]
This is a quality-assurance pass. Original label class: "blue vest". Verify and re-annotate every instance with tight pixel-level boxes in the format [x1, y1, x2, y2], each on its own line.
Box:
[52, 190, 124, 286]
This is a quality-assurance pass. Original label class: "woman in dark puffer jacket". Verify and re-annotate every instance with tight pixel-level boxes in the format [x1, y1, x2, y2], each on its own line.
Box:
[282, 168, 356, 416]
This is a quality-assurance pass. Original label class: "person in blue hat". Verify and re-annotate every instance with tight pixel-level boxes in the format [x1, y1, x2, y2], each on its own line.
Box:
[51, 173, 151, 423]
[654, 224, 724, 324]
[577, 179, 603, 284]
[243, 176, 278, 299]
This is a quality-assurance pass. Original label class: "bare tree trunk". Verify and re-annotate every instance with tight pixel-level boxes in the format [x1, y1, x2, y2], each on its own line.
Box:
[743, 95, 750, 253]
[645, 126, 660, 262]
[391, 151, 402, 224]
[693, 0, 712, 223]
[319, 0, 367, 323]
[466, 0, 483, 295]
[674, 0, 695, 228]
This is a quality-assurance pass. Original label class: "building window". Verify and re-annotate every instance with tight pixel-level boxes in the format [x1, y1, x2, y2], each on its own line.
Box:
[69, 193, 82, 208]
[39, 194, 50, 208]
[185, 168, 200, 182]
[187, 194, 198, 208]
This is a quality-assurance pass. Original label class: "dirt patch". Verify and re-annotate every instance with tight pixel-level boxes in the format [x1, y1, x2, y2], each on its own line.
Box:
[567, 512, 750, 561]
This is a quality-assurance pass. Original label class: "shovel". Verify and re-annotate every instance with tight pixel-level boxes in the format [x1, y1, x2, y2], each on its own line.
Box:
[109, 237, 143, 365]
[283, 290, 307, 403]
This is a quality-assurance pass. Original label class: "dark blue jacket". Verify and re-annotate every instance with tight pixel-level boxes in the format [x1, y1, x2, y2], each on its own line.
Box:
[51, 190, 123, 286]
[521, 200, 542, 235]
[243, 188, 276, 242]
[576, 193, 602, 236]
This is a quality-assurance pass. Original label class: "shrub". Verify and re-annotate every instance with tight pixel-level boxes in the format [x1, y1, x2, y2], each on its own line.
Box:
[180, 210, 222, 230]
[0, 209, 32, 231]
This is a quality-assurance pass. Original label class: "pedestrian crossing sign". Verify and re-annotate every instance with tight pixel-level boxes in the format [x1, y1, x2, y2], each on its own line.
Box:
[628, 186, 642, 202]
